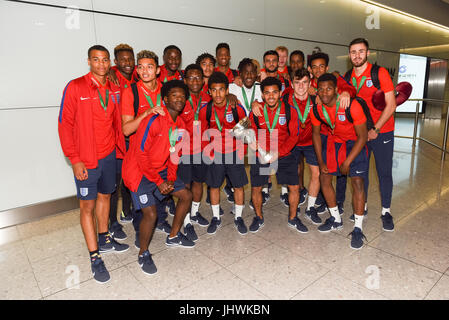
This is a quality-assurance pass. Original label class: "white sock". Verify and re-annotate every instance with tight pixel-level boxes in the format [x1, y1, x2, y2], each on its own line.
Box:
[262, 187, 268, 194]
[183, 213, 191, 227]
[281, 186, 288, 195]
[211, 205, 220, 219]
[234, 204, 244, 219]
[365, 202, 368, 211]
[191, 201, 200, 217]
[354, 214, 364, 230]
[307, 196, 317, 210]
[329, 207, 341, 223]
[382, 207, 390, 216]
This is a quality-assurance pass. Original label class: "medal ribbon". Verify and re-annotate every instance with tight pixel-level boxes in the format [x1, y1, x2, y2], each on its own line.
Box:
[263, 102, 281, 133]
[241, 86, 255, 112]
[214, 101, 230, 132]
[144, 93, 161, 109]
[321, 98, 340, 132]
[97, 89, 109, 112]
[189, 96, 202, 121]
[168, 127, 178, 150]
[352, 76, 367, 94]
[293, 95, 311, 125]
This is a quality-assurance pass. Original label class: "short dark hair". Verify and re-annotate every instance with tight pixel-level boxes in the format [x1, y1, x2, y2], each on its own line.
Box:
[290, 50, 305, 62]
[195, 52, 216, 66]
[184, 63, 203, 77]
[216, 42, 230, 54]
[349, 38, 369, 50]
[293, 68, 311, 80]
[237, 58, 255, 73]
[263, 50, 279, 61]
[260, 76, 282, 92]
[113, 43, 134, 59]
[163, 45, 182, 56]
[317, 73, 337, 87]
[136, 50, 159, 66]
[161, 80, 189, 100]
[88, 45, 109, 58]
[208, 71, 229, 89]
[309, 52, 329, 67]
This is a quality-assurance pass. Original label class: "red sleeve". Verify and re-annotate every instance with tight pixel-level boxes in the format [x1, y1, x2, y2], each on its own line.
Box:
[350, 100, 367, 126]
[379, 67, 395, 93]
[58, 81, 81, 165]
[121, 86, 135, 116]
[137, 116, 165, 186]
[279, 105, 299, 157]
[337, 76, 356, 98]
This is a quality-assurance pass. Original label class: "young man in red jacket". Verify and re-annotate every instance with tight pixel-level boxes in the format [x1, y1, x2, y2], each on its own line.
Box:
[248, 77, 305, 233]
[58, 45, 129, 284]
[122, 80, 193, 275]
[311, 73, 368, 250]
[159, 45, 184, 83]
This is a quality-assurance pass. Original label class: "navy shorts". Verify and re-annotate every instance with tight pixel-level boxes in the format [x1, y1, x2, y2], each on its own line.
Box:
[293, 145, 318, 166]
[131, 169, 186, 210]
[74, 150, 117, 200]
[321, 135, 368, 177]
[250, 153, 298, 187]
[205, 152, 248, 188]
[177, 153, 208, 185]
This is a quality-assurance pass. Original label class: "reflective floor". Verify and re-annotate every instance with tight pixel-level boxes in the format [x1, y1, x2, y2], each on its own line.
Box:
[1, 117, 449, 300]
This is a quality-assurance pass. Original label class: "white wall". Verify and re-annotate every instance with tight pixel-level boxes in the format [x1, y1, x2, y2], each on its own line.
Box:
[1, 0, 447, 211]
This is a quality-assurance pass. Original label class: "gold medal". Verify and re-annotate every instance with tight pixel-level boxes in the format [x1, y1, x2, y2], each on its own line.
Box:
[300, 122, 306, 129]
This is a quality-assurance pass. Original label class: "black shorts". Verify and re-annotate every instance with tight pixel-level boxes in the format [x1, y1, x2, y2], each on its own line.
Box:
[205, 152, 248, 188]
[250, 153, 299, 187]
[177, 153, 208, 184]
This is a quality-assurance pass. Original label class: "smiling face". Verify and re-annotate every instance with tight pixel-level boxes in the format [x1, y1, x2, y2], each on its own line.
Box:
[262, 84, 281, 108]
[164, 87, 187, 114]
[114, 50, 135, 77]
[240, 63, 257, 89]
[277, 49, 288, 69]
[309, 58, 329, 80]
[216, 47, 231, 68]
[163, 48, 181, 72]
[184, 69, 203, 95]
[88, 49, 111, 77]
[136, 58, 159, 83]
[293, 75, 310, 97]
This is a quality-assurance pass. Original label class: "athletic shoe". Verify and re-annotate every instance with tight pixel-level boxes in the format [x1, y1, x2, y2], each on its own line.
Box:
[223, 185, 234, 203]
[316, 202, 328, 214]
[249, 216, 264, 233]
[134, 231, 140, 249]
[318, 216, 343, 233]
[299, 188, 308, 206]
[381, 212, 395, 232]
[207, 217, 222, 234]
[166, 232, 195, 248]
[280, 193, 289, 207]
[261, 191, 269, 205]
[138, 250, 157, 275]
[119, 210, 133, 224]
[98, 233, 129, 253]
[109, 221, 127, 241]
[288, 217, 308, 233]
[349, 210, 368, 222]
[166, 197, 176, 216]
[337, 202, 344, 216]
[190, 212, 209, 227]
[234, 217, 248, 235]
[184, 223, 198, 242]
[305, 207, 322, 225]
[91, 255, 110, 284]
[155, 220, 172, 234]
[348, 227, 367, 250]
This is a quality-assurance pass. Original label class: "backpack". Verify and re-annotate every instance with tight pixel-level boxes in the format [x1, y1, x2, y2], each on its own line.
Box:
[343, 63, 382, 90]
[205, 100, 240, 128]
[312, 97, 374, 130]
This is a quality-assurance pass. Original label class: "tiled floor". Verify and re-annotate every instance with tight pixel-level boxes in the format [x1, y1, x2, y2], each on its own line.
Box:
[1, 118, 449, 300]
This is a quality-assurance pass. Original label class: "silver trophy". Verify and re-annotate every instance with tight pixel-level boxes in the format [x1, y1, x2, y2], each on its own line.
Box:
[230, 117, 274, 164]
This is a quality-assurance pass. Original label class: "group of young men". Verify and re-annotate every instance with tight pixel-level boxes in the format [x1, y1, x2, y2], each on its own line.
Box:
[58, 38, 397, 283]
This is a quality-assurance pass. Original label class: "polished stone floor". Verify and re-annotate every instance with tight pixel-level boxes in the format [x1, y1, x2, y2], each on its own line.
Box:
[1, 117, 449, 300]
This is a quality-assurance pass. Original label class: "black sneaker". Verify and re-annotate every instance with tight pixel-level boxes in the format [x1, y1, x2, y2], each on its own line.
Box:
[166, 232, 195, 248]
[91, 254, 110, 284]
[184, 223, 198, 242]
[249, 216, 264, 233]
[348, 227, 367, 250]
[316, 202, 328, 214]
[223, 185, 234, 203]
[261, 191, 270, 205]
[299, 188, 308, 206]
[305, 207, 322, 225]
[138, 250, 157, 275]
[280, 194, 289, 207]
[166, 198, 176, 216]
[156, 220, 172, 234]
[234, 217, 248, 235]
[110, 221, 127, 241]
[191, 212, 209, 227]
[98, 233, 129, 253]
[318, 216, 343, 233]
[288, 217, 308, 233]
[381, 212, 394, 232]
[134, 231, 140, 249]
[349, 210, 368, 222]
[207, 217, 222, 234]
[119, 210, 133, 224]
[337, 202, 344, 216]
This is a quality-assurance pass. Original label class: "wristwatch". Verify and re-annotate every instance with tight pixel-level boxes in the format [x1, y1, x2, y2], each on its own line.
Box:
[373, 127, 380, 134]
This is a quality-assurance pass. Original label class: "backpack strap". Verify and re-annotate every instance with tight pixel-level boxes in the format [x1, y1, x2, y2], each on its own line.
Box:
[130, 82, 139, 117]
[343, 69, 353, 86]
[231, 105, 240, 124]
[282, 95, 292, 135]
[252, 113, 261, 129]
[354, 96, 374, 129]
[312, 104, 328, 128]
[370, 64, 381, 90]
[205, 100, 213, 128]
[284, 78, 290, 89]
